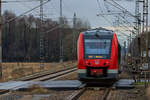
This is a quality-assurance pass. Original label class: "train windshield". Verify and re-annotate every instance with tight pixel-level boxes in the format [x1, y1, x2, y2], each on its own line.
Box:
[84, 39, 112, 59]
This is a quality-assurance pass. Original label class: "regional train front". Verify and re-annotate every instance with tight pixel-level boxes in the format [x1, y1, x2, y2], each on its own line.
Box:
[77, 28, 121, 82]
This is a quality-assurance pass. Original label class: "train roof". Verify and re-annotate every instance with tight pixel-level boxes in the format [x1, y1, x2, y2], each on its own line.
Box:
[82, 28, 114, 36]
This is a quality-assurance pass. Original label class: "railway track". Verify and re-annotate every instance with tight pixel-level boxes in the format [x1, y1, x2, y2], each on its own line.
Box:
[67, 87, 111, 100]
[0, 67, 112, 100]
[0, 67, 77, 95]
[29, 67, 77, 81]
[67, 88, 86, 100]
[16, 66, 77, 81]
[101, 88, 111, 100]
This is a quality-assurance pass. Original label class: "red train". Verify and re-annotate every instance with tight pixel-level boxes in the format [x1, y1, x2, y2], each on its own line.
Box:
[77, 28, 121, 82]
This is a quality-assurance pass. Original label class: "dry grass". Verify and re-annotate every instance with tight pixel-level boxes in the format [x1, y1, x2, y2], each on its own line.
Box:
[13, 89, 74, 100]
[1, 61, 77, 81]
[28, 84, 50, 94]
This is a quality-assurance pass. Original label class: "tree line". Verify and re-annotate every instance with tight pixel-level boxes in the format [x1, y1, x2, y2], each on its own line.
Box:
[2, 11, 91, 62]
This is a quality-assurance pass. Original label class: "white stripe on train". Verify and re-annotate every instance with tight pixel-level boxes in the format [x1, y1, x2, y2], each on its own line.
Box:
[78, 69, 118, 73]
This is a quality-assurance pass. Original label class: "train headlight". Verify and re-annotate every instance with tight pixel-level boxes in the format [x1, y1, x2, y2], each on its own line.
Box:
[85, 61, 88, 64]
[105, 61, 109, 65]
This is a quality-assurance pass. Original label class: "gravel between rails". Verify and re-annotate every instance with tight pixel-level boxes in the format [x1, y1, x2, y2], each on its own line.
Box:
[78, 89, 106, 100]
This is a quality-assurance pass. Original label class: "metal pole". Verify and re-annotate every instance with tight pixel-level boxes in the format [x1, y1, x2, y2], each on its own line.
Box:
[124, 41, 126, 64]
[140, 0, 145, 66]
[72, 13, 77, 61]
[145, 0, 149, 69]
[135, 0, 141, 61]
[40, 0, 44, 68]
[141, 0, 149, 69]
[59, 0, 63, 62]
[135, 0, 140, 35]
[0, 0, 2, 77]
[130, 33, 132, 65]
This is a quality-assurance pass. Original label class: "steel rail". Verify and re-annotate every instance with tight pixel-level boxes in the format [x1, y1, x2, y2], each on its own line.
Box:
[16, 66, 76, 81]
[0, 67, 77, 95]
[31, 67, 77, 81]
[101, 88, 111, 100]
[67, 88, 86, 100]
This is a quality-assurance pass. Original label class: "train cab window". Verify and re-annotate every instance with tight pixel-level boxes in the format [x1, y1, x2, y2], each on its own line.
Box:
[84, 39, 112, 59]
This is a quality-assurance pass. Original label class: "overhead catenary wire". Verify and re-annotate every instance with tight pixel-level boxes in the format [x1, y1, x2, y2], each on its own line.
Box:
[2, 0, 51, 25]
[116, 17, 136, 33]
[97, 0, 132, 37]
[2, 0, 46, 3]
[105, 0, 141, 21]
[96, 0, 114, 26]
[97, 13, 135, 34]
[103, 0, 137, 35]
[109, 0, 135, 17]
[108, 13, 135, 32]
[97, 0, 133, 31]
[97, 12, 135, 27]
[18, 1, 47, 17]
[44, 20, 73, 34]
